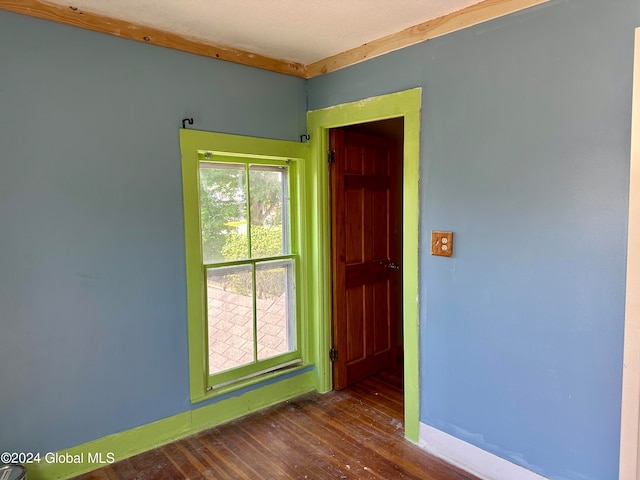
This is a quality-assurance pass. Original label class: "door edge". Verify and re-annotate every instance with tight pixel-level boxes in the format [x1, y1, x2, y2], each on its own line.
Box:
[620, 26, 640, 480]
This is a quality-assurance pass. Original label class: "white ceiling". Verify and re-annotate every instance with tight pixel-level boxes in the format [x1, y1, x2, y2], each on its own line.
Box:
[43, 0, 485, 65]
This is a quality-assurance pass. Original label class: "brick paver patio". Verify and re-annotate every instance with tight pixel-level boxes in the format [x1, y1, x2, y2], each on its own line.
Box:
[207, 285, 290, 374]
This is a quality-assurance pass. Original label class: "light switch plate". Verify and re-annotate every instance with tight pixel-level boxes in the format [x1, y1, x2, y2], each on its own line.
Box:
[431, 231, 453, 257]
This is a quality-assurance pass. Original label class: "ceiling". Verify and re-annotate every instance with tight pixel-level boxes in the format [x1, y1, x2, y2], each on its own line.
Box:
[3, 0, 549, 77]
[42, 0, 484, 65]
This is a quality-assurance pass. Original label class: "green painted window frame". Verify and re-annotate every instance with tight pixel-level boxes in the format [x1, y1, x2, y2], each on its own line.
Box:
[180, 129, 310, 402]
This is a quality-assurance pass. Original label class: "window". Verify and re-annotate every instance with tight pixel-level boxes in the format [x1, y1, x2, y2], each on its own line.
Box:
[200, 160, 298, 386]
[180, 130, 308, 401]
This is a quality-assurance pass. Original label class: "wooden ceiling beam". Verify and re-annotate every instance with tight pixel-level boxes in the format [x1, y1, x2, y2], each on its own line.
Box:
[306, 0, 550, 77]
[0, 0, 308, 78]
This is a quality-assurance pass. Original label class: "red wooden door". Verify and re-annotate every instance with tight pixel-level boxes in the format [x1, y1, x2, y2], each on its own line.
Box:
[330, 128, 401, 390]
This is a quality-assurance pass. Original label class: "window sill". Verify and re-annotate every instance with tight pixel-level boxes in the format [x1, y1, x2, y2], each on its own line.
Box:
[190, 361, 314, 404]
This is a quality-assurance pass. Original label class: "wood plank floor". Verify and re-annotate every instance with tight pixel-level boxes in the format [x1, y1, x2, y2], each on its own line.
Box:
[75, 367, 479, 480]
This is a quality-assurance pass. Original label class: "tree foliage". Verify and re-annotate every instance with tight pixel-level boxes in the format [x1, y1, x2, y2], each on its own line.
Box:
[200, 166, 246, 263]
[199, 165, 284, 263]
[200, 164, 288, 299]
[248, 169, 283, 227]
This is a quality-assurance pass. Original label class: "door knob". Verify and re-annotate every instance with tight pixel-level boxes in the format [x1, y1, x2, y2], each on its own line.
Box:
[387, 262, 400, 270]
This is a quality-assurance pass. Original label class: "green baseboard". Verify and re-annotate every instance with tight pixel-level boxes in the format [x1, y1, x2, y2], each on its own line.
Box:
[26, 370, 316, 480]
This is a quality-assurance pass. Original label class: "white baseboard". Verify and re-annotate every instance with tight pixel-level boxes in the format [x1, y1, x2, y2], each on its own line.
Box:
[419, 423, 549, 480]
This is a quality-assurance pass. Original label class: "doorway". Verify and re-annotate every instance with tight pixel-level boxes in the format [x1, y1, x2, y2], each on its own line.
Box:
[329, 119, 404, 391]
[306, 87, 422, 441]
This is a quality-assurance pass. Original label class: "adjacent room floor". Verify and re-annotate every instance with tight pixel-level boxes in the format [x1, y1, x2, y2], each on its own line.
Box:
[75, 366, 479, 479]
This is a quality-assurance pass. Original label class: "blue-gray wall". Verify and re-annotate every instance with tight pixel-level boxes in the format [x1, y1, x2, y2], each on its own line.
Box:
[309, 1, 638, 479]
[0, 10, 306, 454]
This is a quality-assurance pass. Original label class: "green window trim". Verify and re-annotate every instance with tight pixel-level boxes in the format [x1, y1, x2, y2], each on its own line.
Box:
[180, 129, 310, 402]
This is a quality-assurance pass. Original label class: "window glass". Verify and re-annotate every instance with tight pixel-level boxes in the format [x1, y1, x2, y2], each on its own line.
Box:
[198, 160, 297, 381]
[206, 264, 255, 374]
[256, 259, 295, 361]
[249, 166, 288, 257]
[199, 163, 247, 264]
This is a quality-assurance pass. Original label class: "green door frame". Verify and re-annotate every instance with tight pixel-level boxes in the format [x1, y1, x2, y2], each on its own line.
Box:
[306, 88, 422, 442]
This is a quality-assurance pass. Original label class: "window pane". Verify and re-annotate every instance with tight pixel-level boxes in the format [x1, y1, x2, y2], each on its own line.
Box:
[199, 163, 247, 264]
[256, 260, 295, 360]
[249, 166, 288, 258]
[207, 265, 254, 374]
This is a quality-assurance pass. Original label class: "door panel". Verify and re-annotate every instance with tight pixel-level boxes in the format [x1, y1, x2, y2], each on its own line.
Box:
[374, 282, 390, 352]
[345, 189, 363, 264]
[331, 128, 400, 390]
[346, 287, 365, 361]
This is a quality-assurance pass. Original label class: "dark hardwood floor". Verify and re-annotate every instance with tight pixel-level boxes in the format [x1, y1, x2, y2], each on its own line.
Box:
[75, 366, 479, 479]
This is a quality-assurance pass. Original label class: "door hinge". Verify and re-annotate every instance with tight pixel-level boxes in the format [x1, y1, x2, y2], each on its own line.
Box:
[329, 347, 338, 362]
[328, 150, 336, 165]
